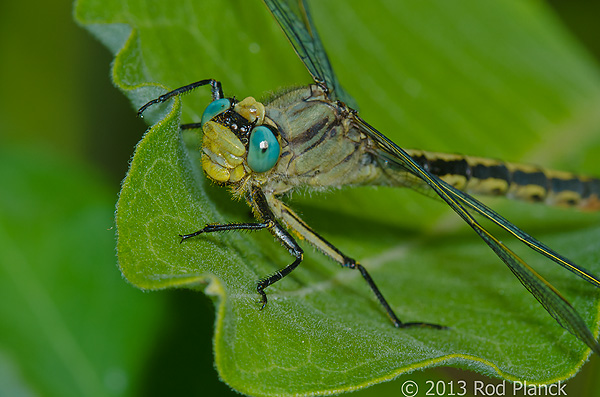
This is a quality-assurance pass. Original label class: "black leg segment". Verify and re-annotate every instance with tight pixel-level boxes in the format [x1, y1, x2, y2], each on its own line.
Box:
[137, 78, 224, 116]
[337, 255, 446, 329]
[179, 186, 305, 310]
[179, 221, 270, 243]
[180, 122, 204, 131]
[249, 187, 305, 309]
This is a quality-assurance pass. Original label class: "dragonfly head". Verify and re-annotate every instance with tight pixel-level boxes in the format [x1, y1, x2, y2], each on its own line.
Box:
[200, 96, 281, 185]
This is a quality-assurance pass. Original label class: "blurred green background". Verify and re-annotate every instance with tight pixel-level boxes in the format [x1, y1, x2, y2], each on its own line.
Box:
[0, 0, 599, 396]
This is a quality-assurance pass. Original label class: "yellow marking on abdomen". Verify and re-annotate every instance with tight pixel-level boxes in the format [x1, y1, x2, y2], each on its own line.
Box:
[405, 150, 600, 210]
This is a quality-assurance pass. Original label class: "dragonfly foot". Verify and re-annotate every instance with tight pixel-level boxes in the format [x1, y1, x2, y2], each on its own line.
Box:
[257, 286, 268, 310]
[178, 230, 205, 243]
[137, 96, 165, 117]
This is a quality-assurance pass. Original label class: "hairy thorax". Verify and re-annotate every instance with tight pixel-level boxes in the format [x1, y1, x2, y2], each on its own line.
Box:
[260, 85, 381, 195]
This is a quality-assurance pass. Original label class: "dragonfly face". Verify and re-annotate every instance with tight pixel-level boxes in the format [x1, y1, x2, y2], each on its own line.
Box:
[199, 95, 280, 187]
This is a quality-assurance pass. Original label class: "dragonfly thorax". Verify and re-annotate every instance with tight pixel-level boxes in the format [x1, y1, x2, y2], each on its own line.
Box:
[200, 96, 281, 186]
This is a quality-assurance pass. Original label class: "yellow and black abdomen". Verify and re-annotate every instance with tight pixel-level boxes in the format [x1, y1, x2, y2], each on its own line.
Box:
[406, 150, 600, 210]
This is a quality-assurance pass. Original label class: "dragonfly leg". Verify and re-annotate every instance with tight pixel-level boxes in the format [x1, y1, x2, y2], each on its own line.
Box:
[179, 122, 204, 130]
[249, 187, 305, 309]
[179, 222, 270, 243]
[351, 260, 445, 329]
[271, 198, 446, 330]
[137, 78, 224, 116]
[256, 253, 303, 310]
[180, 186, 305, 310]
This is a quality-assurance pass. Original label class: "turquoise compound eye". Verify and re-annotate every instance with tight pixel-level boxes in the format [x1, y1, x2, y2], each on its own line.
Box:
[201, 98, 231, 125]
[247, 126, 280, 173]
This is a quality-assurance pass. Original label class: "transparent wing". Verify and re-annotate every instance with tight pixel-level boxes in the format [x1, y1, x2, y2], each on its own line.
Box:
[262, 0, 358, 108]
[355, 115, 600, 354]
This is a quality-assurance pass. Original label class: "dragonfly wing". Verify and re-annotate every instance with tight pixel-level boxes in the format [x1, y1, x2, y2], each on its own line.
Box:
[443, 181, 600, 288]
[262, 0, 358, 108]
[355, 115, 600, 354]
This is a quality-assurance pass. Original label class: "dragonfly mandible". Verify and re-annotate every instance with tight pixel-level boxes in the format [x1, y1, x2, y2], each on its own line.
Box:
[137, 0, 600, 354]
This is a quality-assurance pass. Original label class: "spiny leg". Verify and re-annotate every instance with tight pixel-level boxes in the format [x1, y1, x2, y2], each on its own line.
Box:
[137, 78, 223, 116]
[179, 222, 271, 242]
[249, 187, 305, 309]
[180, 187, 304, 309]
[273, 198, 447, 330]
[351, 259, 445, 329]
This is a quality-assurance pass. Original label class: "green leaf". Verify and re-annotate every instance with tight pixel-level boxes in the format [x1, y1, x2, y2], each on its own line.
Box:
[0, 146, 166, 397]
[76, 0, 600, 395]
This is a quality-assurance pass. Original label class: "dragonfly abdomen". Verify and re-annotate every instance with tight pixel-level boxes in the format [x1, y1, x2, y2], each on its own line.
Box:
[406, 150, 600, 210]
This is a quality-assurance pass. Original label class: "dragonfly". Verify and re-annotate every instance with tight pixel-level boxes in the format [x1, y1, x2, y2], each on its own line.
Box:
[138, 0, 600, 354]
